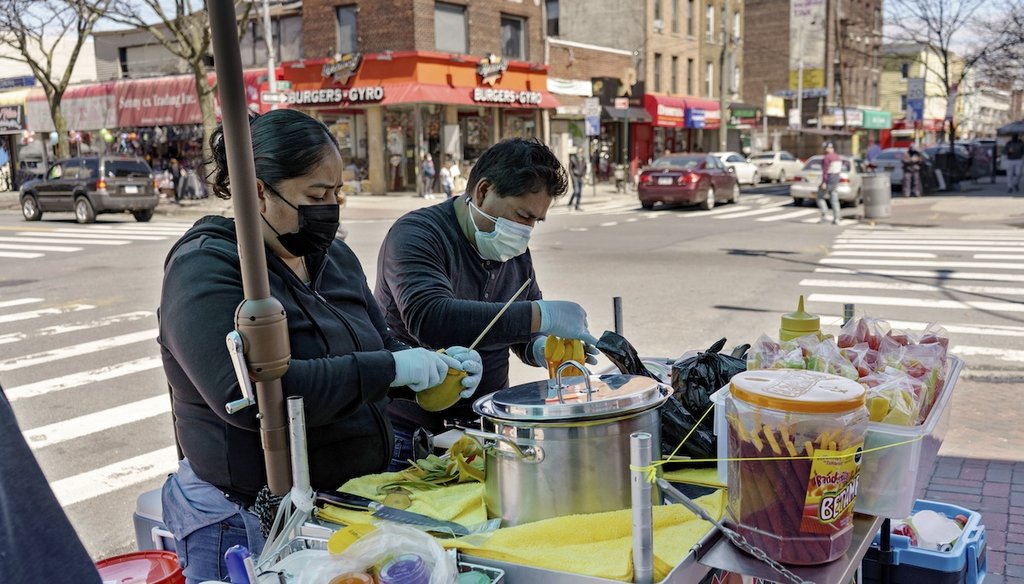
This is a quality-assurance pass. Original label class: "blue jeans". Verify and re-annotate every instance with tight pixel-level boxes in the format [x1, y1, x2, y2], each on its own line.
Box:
[568, 176, 583, 208]
[816, 176, 840, 221]
[388, 423, 416, 472]
[174, 512, 263, 584]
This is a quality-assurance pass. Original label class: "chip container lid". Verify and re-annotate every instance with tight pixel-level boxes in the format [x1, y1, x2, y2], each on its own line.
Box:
[731, 369, 866, 414]
[473, 373, 672, 421]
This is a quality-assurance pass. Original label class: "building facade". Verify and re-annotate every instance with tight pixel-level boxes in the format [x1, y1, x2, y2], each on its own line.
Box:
[958, 77, 1012, 140]
[879, 44, 962, 145]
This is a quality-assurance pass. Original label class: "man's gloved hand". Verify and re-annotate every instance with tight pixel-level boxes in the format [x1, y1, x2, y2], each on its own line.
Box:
[390, 348, 461, 392]
[530, 336, 600, 367]
[443, 346, 483, 398]
[535, 300, 599, 346]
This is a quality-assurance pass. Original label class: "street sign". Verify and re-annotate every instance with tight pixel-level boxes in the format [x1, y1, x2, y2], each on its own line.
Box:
[585, 115, 600, 136]
[261, 91, 289, 104]
[274, 80, 291, 90]
[583, 96, 602, 117]
[788, 108, 801, 129]
[907, 78, 925, 101]
[614, 97, 629, 110]
[907, 98, 924, 123]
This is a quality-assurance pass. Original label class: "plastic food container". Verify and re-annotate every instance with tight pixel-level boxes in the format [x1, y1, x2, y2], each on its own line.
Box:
[725, 369, 868, 565]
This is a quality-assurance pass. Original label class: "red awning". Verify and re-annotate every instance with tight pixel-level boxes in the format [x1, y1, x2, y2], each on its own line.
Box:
[644, 94, 686, 128]
[25, 82, 118, 132]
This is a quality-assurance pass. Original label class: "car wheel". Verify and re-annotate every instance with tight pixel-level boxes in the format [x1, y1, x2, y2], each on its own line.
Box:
[133, 208, 154, 222]
[793, 197, 804, 206]
[777, 170, 786, 184]
[701, 185, 716, 210]
[75, 196, 96, 224]
[641, 201, 655, 210]
[731, 183, 740, 204]
[751, 171, 759, 185]
[21, 194, 42, 221]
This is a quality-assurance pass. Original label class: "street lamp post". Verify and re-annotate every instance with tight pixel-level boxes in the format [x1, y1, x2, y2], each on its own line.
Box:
[260, 0, 278, 110]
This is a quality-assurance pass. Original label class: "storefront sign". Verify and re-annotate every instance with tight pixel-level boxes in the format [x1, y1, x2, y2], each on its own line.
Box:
[27, 82, 118, 132]
[322, 53, 362, 85]
[547, 78, 592, 97]
[477, 54, 508, 86]
[686, 108, 706, 129]
[472, 87, 542, 106]
[657, 103, 684, 120]
[591, 77, 645, 108]
[285, 86, 384, 106]
[0, 76, 35, 90]
[0, 104, 24, 134]
[765, 95, 786, 118]
[862, 109, 892, 130]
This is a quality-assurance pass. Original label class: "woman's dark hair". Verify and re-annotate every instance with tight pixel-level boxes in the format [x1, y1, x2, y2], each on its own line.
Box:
[466, 138, 568, 199]
[207, 109, 340, 199]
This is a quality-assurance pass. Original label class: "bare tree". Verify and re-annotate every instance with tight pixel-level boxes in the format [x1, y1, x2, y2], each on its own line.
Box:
[0, 0, 111, 159]
[101, 0, 252, 171]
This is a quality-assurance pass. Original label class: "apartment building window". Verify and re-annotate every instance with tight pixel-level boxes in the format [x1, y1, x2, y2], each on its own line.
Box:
[720, 6, 726, 43]
[732, 64, 740, 94]
[705, 4, 713, 42]
[687, 58, 694, 94]
[654, 53, 662, 92]
[118, 47, 129, 77]
[687, 0, 694, 35]
[900, 62, 909, 78]
[900, 94, 907, 111]
[671, 56, 679, 93]
[672, 0, 679, 33]
[336, 5, 357, 54]
[501, 15, 527, 60]
[732, 11, 740, 39]
[435, 2, 468, 54]
[546, 0, 559, 36]
[655, 0, 662, 22]
[706, 61, 714, 97]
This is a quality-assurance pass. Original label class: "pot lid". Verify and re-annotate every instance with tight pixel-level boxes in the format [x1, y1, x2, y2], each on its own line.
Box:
[474, 374, 671, 421]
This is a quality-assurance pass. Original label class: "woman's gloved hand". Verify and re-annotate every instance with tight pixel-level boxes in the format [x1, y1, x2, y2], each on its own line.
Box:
[443, 346, 483, 398]
[391, 348, 461, 392]
[535, 300, 599, 346]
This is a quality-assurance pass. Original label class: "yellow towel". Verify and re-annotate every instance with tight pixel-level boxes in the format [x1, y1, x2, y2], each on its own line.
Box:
[662, 467, 725, 489]
[448, 490, 726, 582]
[316, 471, 488, 528]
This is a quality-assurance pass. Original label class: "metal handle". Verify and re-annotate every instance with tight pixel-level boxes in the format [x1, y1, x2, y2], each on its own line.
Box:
[462, 427, 544, 463]
[555, 360, 593, 404]
[225, 331, 255, 414]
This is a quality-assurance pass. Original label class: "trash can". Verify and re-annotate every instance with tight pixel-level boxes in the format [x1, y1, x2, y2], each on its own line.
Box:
[862, 172, 892, 219]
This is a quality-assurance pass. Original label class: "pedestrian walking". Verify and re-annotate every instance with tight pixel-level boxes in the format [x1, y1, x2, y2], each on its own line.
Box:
[1006, 134, 1024, 194]
[169, 158, 182, 204]
[866, 140, 881, 163]
[902, 143, 924, 197]
[567, 149, 586, 210]
[440, 155, 454, 199]
[420, 153, 435, 197]
[817, 142, 842, 225]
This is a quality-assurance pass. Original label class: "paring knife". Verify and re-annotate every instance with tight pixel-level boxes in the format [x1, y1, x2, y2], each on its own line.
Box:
[315, 490, 471, 537]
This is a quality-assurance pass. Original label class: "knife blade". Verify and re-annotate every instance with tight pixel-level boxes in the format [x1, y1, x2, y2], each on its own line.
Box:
[315, 490, 471, 536]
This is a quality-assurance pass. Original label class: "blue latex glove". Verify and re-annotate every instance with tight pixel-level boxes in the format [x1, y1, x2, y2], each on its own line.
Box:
[390, 348, 461, 392]
[529, 336, 600, 367]
[444, 346, 483, 398]
[535, 300, 599, 346]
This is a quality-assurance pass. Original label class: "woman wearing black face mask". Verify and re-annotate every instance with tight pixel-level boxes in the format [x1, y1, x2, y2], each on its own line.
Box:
[156, 109, 483, 584]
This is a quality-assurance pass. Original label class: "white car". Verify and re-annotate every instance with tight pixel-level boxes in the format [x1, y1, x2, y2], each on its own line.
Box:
[790, 155, 865, 206]
[712, 151, 760, 185]
[748, 151, 805, 183]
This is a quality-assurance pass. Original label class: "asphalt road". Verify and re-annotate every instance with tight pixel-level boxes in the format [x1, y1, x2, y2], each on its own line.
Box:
[1, 183, 1022, 559]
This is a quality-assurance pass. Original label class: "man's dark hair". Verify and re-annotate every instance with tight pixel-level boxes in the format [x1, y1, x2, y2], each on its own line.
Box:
[466, 138, 568, 199]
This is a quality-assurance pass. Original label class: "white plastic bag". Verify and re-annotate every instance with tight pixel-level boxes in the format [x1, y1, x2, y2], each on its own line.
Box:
[297, 524, 458, 584]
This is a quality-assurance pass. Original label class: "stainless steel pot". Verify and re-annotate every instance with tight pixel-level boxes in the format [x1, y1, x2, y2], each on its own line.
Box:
[469, 362, 673, 526]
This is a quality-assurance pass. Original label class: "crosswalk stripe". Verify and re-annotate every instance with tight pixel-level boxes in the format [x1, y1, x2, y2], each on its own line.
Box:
[817, 315, 1024, 339]
[0, 235, 130, 246]
[837, 239, 1024, 247]
[24, 396, 170, 450]
[806, 293, 1024, 313]
[830, 250, 936, 258]
[756, 209, 819, 222]
[36, 231, 166, 241]
[0, 250, 43, 259]
[815, 267, 1024, 283]
[835, 243, 1024, 252]
[803, 218, 858, 225]
[0, 328, 157, 372]
[950, 345, 1024, 364]
[35, 311, 155, 336]
[0, 243, 83, 252]
[840, 233, 1024, 241]
[820, 258, 1024, 270]
[680, 205, 752, 218]
[975, 254, 1024, 260]
[0, 304, 95, 325]
[4, 356, 163, 401]
[80, 227, 186, 235]
[0, 333, 26, 345]
[90, 224, 189, 230]
[0, 297, 43, 310]
[52, 446, 177, 508]
[799, 278, 1024, 297]
[712, 203, 793, 220]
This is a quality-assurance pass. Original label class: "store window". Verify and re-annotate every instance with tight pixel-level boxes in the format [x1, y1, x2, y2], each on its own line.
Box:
[336, 6, 357, 54]
[732, 11, 740, 39]
[436, 2, 468, 54]
[546, 0, 559, 36]
[501, 15, 527, 60]
[687, 58, 694, 95]
[653, 53, 662, 92]
[900, 62, 909, 79]
[654, 0, 662, 22]
[671, 56, 678, 94]
[706, 61, 713, 97]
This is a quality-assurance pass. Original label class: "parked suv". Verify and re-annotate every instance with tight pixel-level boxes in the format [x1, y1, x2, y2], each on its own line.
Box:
[20, 156, 158, 223]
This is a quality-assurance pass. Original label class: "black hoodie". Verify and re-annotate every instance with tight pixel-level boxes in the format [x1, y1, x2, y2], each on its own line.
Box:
[158, 216, 406, 498]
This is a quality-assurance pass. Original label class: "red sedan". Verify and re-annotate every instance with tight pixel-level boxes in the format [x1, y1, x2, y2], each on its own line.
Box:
[638, 154, 740, 210]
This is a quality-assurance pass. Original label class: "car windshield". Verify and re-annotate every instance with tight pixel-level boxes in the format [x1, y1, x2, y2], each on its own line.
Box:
[650, 156, 702, 169]
[105, 160, 151, 178]
[751, 154, 775, 160]
[876, 150, 903, 160]
[802, 158, 852, 172]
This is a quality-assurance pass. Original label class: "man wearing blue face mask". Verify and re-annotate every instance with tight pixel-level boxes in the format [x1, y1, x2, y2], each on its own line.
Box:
[375, 138, 600, 468]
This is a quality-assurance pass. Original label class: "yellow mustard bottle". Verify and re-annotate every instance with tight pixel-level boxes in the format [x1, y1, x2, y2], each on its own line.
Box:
[779, 295, 821, 341]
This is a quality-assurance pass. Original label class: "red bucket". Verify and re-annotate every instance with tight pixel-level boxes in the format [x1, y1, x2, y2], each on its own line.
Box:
[95, 550, 184, 584]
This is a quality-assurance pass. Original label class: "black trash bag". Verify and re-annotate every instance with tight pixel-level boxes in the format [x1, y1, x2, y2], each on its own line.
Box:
[670, 338, 748, 433]
[596, 331, 658, 379]
[660, 397, 716, 466]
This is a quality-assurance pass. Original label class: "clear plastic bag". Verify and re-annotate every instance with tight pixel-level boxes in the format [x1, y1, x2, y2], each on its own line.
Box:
[297, 524, 458, 584]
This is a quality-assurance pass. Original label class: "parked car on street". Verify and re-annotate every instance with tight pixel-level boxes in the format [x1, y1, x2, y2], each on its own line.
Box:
[869, 147, 938, 192]
[791, 155, 865, 207]
[638, 154, 740, 210]
[925, 143, 972, 185]
[711, 151, 760, 185]
[748, 150, 804, 183]
[19, 156, 158, 223]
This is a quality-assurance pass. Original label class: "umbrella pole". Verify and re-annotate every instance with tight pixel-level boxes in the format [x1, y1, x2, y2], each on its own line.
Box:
[208, 0, 292, 496]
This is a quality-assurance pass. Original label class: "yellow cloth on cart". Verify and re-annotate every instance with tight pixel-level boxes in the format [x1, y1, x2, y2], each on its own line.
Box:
[662, 467, 725, 488]
[316, 471, 488, 527]
[448, 490, 726, 582]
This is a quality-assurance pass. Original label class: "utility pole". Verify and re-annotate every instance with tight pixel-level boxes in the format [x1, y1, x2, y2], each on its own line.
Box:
[260, 0, 278, 110]
[718, 0, 730, 151]
[797, 27, 805, 131]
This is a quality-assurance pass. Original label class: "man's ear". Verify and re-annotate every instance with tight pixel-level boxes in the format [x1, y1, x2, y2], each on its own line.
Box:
[471, 179, 490, 206]
[256, 180, 267, 212]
